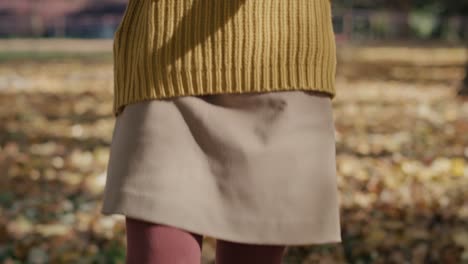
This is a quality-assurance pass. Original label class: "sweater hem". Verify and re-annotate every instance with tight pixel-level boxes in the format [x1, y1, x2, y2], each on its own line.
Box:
[113, 86, 335, 118]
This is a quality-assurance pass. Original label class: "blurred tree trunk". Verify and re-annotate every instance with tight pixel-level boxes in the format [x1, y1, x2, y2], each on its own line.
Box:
[31, 0, 45, 37]
[458, 59, 468, 96]
[396, 0, 412, 39]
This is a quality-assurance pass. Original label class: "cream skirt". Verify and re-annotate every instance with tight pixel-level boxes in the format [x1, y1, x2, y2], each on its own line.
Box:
[101, 90, 342, 245]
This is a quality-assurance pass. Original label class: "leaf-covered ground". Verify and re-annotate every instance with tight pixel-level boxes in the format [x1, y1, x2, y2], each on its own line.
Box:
[0, 40, 467, 263]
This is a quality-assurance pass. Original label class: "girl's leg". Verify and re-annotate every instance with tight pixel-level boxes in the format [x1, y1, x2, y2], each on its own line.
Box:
[125, 217, 204, 264]
[215, 239, 286, 264]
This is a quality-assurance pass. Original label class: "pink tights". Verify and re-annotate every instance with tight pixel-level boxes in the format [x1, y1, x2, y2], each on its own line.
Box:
[125, 217, 287, 264]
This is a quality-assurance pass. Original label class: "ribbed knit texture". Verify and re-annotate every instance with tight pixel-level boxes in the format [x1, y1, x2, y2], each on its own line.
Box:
[112, 0, 337, 117]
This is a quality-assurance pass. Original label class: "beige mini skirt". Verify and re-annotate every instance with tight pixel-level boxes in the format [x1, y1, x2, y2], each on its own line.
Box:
[101, 90, 342, 245]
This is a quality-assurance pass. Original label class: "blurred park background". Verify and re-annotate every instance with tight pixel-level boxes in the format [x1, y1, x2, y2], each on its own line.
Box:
[0, 0, 467, 263]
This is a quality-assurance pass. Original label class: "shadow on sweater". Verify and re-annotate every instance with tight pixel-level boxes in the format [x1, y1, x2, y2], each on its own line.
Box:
[154, 0, 247, 69]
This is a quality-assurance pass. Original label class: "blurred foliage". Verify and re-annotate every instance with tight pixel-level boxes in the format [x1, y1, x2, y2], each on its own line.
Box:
[332, 1, 468, 43]
[333, 0, 468, 15]
[0, 41, 467, 263]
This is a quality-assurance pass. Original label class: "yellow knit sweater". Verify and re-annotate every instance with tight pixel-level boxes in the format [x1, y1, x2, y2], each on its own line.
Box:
[112, 0, 336, 117]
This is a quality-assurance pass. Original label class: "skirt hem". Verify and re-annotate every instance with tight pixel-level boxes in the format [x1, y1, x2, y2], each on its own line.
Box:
[101, 189, 342, 246]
